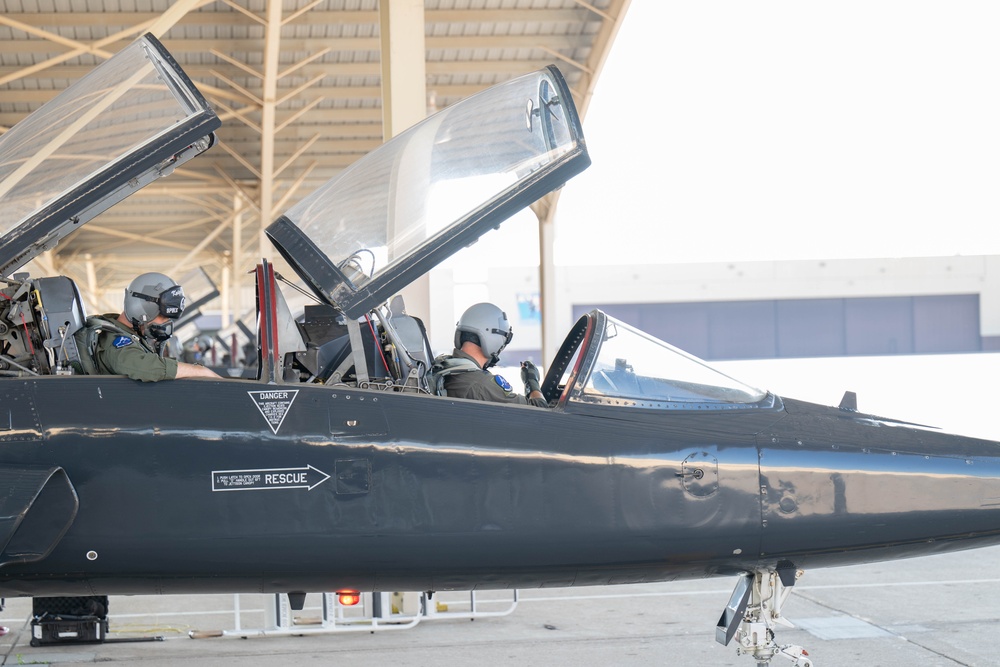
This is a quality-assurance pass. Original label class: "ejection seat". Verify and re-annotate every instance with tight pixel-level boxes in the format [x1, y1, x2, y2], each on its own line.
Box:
[290, 294, 433, 393]
[380, 295, 434, 392]
[297, 307, 391, 385]
[24, 276, 94, 375]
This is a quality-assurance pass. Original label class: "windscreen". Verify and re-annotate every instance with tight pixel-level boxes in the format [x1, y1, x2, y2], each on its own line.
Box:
[577, 316, 768, 408]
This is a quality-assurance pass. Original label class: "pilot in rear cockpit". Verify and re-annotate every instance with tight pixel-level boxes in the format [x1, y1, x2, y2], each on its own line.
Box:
[89, 272, 220, 382]
[431, 302, 548, 408]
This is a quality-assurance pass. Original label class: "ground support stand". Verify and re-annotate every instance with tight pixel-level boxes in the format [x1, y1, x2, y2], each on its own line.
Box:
[189, 589, 519, 639]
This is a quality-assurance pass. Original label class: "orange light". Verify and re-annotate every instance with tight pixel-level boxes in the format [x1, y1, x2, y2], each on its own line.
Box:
[337, 589, 361, 606]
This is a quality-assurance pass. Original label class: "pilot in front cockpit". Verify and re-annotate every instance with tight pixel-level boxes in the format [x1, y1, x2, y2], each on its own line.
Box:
[89, 272, 219, 382]
[431, 303, 548, 408]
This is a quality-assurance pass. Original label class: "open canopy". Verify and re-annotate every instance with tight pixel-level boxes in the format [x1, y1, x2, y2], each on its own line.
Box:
[266, 66, 589, 320]
[0, 34, 220, 277]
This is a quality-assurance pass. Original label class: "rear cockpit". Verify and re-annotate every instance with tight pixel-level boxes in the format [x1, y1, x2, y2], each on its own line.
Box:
[0, 266, 434, 394]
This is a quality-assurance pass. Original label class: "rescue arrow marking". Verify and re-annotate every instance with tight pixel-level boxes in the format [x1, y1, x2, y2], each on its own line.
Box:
[211, 464, 331, 492]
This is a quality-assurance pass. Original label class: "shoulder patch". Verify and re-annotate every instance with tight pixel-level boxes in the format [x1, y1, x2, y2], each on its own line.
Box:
[494, 374, 513, 392]
[112, 335, 134, 349]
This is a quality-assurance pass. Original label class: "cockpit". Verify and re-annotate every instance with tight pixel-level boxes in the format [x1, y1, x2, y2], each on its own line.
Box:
[0, 34, 775, 416]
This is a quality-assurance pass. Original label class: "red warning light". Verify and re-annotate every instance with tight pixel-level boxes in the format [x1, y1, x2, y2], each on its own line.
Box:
[337, 589, 361, 606]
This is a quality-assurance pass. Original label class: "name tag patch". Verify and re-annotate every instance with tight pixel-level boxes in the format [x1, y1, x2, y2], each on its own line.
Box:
[112, 336, 133, 349]
[494, 375, 512, 392]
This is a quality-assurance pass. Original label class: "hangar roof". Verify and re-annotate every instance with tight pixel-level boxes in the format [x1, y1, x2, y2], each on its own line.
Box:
[0, 0, 628, 311]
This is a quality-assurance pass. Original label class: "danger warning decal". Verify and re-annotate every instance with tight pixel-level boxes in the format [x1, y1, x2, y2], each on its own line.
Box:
[248, 390, 299, 434]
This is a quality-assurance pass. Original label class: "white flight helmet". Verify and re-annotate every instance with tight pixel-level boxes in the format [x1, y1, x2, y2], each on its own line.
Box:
[455, 302, 513, 369]
[123, 272, 185, 341]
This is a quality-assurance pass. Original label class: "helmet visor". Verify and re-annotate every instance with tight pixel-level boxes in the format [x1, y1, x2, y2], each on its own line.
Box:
[158, 285, 186, 319]
[131, 285, 186, 319]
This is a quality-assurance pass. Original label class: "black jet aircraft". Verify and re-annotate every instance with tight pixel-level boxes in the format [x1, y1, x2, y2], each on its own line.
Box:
[2, 35, 999, 667]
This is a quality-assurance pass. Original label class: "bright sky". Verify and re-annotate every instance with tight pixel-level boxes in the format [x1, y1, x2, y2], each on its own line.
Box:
[555, 1, 1000, 265]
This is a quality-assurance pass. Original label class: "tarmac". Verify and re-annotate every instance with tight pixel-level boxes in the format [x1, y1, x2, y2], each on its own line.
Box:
[0, 544, 999, 666]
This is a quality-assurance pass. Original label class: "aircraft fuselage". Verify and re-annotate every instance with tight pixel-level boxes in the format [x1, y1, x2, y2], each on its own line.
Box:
[0, 376, 998, 598]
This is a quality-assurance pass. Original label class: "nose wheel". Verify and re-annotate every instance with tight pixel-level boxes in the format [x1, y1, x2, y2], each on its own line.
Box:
[716, 568, 813, 667]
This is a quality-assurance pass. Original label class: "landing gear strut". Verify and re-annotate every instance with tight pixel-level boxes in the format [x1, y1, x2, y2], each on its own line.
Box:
[716, 568, 813, 667]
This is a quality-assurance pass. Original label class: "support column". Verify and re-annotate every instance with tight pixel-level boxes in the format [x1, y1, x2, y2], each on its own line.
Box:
[533, 193, 564, 366]
[221, 263, 231, 329]
[84, 254, 99, 311]
[379, 0, 427, 140]
[232, 194, 244, 324]
[258, 0, 283, 260]
[379, 0, 428, 319]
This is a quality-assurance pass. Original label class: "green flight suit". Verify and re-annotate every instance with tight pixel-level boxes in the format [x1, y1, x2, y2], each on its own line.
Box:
[438, 348, 547, 408]
[91, 314, 178, 382]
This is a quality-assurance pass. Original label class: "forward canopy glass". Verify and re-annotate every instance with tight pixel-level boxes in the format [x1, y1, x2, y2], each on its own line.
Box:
[266, 66, 589, 320]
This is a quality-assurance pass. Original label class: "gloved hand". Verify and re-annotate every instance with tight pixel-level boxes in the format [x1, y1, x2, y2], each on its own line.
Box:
[520, 360, 542, 395]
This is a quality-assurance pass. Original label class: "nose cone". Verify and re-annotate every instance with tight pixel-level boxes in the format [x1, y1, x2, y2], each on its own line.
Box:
[757, 398, 1000, 569]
